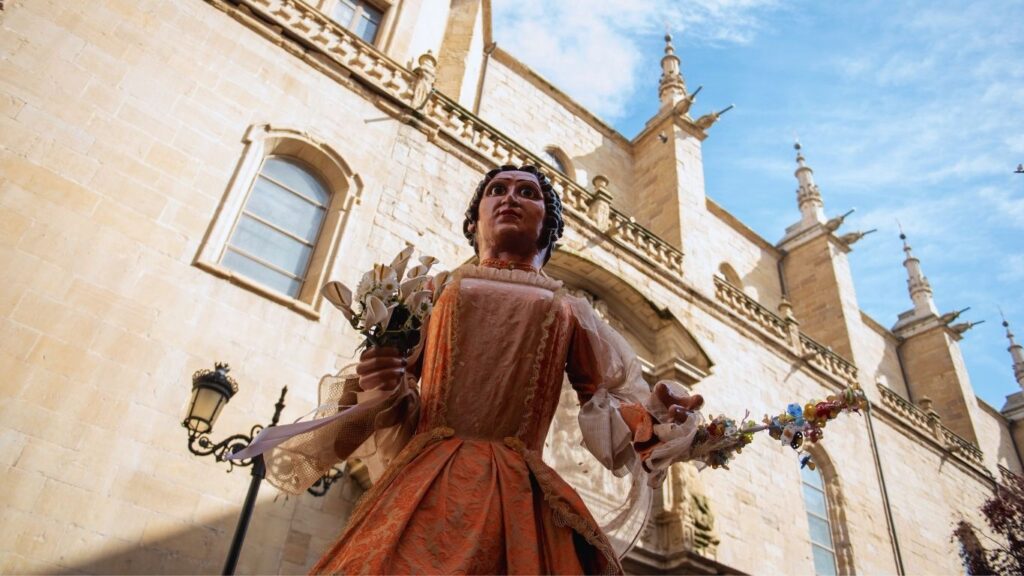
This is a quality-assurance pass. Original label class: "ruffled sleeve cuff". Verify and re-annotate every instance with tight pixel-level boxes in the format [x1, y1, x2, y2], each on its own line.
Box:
[638, 380, 701, 487]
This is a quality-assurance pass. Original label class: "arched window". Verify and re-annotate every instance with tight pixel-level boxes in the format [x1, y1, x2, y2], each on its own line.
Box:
[544, 149, 567, 174]
[543, 146, 575, 182]
[196, 125, 362, 318]
[220, 157, 330, 298]
[718, 262, 742, 288]
[801, 464, 838, 575]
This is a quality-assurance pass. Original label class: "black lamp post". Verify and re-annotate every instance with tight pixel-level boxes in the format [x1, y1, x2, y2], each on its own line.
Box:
[183, 362, 346, 575]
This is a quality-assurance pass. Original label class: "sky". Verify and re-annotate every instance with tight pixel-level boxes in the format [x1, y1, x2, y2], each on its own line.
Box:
[491, 0, 1024, 410]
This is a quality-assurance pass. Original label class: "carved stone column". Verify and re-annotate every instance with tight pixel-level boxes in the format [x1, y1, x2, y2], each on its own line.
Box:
[588, 174, 613, 231]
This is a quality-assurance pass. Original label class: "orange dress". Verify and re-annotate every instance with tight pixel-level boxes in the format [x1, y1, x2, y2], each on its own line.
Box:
[296, 265, 679, 574]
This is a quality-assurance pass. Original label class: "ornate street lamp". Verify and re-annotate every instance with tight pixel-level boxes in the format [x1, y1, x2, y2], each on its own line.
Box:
[183, 362, 346, 575]
[185, 362, 237, 435]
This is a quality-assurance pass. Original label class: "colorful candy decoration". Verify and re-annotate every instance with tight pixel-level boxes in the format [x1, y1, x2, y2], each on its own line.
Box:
[691, 385, 868, 470]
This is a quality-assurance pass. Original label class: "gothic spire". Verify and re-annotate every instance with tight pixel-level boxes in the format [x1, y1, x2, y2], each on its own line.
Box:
[899, 230, 938, 317]
[658, 33, 688, 111]
[794, 141, 826, 226]
[1002, 312, 1024, 390]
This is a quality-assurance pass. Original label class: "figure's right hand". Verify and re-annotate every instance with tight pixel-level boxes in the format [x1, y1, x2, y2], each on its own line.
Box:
[356, 346, 406, 391]
[655, 381, 704, 424]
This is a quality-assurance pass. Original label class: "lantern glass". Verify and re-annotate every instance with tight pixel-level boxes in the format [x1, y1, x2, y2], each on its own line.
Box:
[185, 385, 228, 434]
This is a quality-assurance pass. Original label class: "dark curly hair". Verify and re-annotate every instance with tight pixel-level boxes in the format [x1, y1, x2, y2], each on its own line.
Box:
[462, 164, 564, 264]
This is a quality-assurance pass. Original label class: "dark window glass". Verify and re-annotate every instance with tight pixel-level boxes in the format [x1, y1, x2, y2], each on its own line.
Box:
[331, 0, 383, 44]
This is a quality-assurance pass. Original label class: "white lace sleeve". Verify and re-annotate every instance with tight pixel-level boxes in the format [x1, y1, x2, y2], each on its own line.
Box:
[565, 296, 700, 488]
[254, 368, 420, 495]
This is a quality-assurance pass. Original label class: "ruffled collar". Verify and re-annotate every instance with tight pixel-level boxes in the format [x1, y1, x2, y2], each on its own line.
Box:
[479, 258, 538, 273]
[454, 263, 563, 291]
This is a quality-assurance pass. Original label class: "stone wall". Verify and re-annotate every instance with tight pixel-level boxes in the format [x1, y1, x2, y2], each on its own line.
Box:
[857, 312, 912, 399]
[0, 0, 1016, 575]
[477, 52, 635, 209]
[0, 0, 481, 572]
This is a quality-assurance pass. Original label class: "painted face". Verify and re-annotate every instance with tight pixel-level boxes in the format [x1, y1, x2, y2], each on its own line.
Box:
[476, 170, 546, 255]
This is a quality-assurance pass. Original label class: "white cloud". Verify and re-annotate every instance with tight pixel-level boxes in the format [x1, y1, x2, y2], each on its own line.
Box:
[491, 0, 780, 120]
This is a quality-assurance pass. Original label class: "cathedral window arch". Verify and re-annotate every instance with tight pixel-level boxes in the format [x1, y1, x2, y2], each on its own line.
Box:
[543, 146, 576, 182]
[717, 262, 743, 288]
[800, 445, 855, 575]
[195, 124, 363, 318]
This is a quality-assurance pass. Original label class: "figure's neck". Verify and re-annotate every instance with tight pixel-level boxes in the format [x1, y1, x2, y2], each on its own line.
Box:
[478, 249, 543, 273]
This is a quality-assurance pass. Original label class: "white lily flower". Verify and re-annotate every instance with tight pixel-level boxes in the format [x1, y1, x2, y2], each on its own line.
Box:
[381, 302, 398, 333]
[432, 270, 451, 301]
[322, 281, 353, 308]
[321, 281, 355, 321]
[391, 245, 415, 281]
[355, 269, 375, 303]
[400, 276, 430, 300]
[406, 264, 427, 279]
[364, 294, 389, 327]
[418, 255, 438, 272]
[407, 290, 433, 319]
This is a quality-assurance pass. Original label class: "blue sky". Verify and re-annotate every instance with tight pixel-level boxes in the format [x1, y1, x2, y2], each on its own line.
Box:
[492, 0, 1024, 410]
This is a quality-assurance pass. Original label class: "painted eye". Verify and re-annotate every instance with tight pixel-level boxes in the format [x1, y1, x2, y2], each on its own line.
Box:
[486, 184, 506, 196]
[518, 186, 539, 199]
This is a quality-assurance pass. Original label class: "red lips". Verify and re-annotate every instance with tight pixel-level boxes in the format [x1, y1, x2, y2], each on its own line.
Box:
[496, 208, 521, 219]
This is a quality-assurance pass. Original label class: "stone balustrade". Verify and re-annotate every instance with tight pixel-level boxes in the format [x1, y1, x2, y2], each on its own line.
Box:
[798, 333, 858, 384]
[713, 277, 861, 385]
[940, 427, 984, 466]
[878, 384, 934, 431]
[713, 277, 790, 344]
[231, 0, 686, 280]
[878, 385, 985, 468]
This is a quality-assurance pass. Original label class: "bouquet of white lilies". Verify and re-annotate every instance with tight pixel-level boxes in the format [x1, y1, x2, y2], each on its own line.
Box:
[321, 246, 448, 353]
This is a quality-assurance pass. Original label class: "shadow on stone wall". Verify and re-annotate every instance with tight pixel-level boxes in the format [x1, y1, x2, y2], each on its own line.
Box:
[57, 477, 363, 575]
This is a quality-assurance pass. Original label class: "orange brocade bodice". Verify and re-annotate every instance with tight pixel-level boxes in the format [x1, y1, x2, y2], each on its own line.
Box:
[310, 266, 623, 575]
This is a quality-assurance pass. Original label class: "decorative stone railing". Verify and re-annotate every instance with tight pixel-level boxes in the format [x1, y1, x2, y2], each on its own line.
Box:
[940, 427, 984, 466]
[222, 0, 685, 278]
[877, 384, 933, 430]
[798, 334, 858, 384]
[713, 277, 859, 385]
[878, 385, 984, 467]
[713, 277, 789, 343]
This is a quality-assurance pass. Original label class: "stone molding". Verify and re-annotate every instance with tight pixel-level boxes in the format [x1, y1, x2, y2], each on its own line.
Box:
[207, 0, 685, 281]
[878, 384, 987, 472]
[714, 276, 858, 385]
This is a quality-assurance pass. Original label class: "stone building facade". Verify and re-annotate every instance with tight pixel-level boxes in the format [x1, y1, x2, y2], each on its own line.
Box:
[1, 0, 1022, 574]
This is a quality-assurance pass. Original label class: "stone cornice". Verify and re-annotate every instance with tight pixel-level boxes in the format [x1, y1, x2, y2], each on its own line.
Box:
[206, 0, 685, 281]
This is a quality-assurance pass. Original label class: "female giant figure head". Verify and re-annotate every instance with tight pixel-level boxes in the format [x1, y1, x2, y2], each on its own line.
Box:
[462, 164, 564, 268]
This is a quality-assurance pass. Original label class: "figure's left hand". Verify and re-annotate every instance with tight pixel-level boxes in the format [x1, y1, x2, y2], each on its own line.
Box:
[655, 381, 704, 423]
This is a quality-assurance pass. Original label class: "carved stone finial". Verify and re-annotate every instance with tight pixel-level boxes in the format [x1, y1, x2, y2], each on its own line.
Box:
[410, 50, 437, 110]
[898, 231, 938, 318]
[918, 396, 933, 412]
[589, 175, 613, 230]
[1000, 312, 1024, 390]
[793, 141, 825, 226]
[658, 32, 688, 111]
